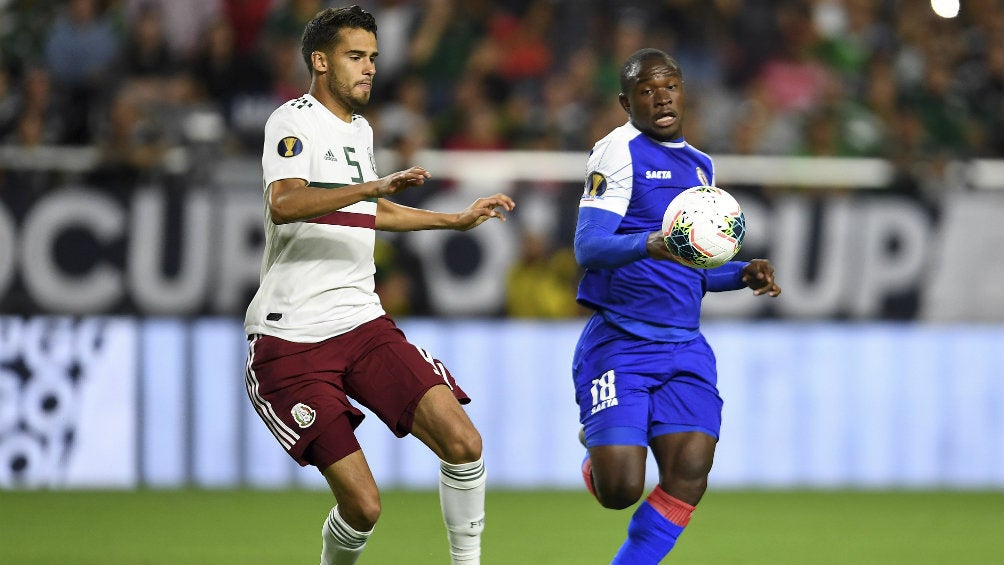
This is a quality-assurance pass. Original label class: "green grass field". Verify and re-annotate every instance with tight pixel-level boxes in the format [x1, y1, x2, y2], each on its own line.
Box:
[1, 489, 1001, 564]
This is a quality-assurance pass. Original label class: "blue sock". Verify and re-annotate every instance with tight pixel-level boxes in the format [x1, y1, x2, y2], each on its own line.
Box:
[610, 487, 693, 565]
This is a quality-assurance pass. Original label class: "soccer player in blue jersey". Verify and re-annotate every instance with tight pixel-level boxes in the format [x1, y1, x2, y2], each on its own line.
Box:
[572, 48, 782, 565]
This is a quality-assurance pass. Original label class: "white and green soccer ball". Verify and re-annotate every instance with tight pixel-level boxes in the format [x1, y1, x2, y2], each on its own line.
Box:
[661, 186, 746, 269]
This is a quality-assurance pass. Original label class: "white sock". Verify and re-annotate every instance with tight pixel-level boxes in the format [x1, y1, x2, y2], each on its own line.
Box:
[439, 458, 487, 565]
[320, 505, 373, 565]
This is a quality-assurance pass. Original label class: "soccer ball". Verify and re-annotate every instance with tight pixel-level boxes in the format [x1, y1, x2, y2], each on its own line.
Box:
[661, 186, 746, 269]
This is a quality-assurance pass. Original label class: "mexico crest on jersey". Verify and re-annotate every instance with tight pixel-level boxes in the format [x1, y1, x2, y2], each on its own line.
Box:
[585, 171, 607, 198]
[291, 402, 316, 428]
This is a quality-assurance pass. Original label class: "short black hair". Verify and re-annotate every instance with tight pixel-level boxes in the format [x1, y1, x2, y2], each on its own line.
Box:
[619, 48, 681, 93]
[300, 5, 378, 73]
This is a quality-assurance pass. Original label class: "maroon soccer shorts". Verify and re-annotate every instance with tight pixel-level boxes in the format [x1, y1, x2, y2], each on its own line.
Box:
[245, 315, 470, 468]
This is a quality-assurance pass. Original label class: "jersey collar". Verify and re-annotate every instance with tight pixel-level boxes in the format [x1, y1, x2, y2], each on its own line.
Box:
[626, 121, 687, 148]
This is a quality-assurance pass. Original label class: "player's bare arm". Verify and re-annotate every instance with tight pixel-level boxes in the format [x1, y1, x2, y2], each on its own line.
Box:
[376, 193, 515, 232]
[267, 167, 431, 224]
[741, 259, 782, 297]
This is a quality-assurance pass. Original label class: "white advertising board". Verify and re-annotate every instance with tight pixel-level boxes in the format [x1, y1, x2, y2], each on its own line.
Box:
[0, 317, 137, 488]
[2, 317, 1001, 490]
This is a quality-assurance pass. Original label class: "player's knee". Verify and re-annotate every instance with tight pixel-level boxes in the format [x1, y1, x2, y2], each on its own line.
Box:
[440, 427, 482, 464]
[340, 497, 382, 531]
[595, 478, 645, 510]
[597, 489, 643, 510]
[661, 474, 708, 506]
[673, 452, 714, 481]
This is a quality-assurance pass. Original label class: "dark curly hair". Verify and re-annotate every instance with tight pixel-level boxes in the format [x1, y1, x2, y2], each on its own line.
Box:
[300, 5, 378, 73]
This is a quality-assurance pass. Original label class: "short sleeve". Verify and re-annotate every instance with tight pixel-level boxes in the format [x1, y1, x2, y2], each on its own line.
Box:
[262, 108, 312, 190]
[579, 128, 634, 217]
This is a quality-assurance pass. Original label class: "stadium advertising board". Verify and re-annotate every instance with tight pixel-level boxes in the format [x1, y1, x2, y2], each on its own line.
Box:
[0, 177, 1003, 320]
[0, 317, 137, 488]
[3, 317, 1000, 490]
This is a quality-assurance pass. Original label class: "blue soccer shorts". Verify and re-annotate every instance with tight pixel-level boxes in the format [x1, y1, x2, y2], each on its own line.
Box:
[572, 314, 723, 448]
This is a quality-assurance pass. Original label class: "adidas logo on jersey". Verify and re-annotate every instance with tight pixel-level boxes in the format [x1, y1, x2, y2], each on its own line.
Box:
[324, 149, 338, 162]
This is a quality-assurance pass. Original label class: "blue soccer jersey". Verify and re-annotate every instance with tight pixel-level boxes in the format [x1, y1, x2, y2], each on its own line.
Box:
[572, 122, 746, 445]
[575, 121, 746, 334]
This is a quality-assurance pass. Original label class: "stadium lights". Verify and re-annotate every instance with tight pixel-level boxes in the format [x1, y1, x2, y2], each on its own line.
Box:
[931, 0, 960, 18]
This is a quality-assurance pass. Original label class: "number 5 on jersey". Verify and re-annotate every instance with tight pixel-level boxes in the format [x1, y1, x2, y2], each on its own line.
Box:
[415, 345, 453, 390]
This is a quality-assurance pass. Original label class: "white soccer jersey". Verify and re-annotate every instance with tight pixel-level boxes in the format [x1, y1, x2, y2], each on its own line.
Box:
[244, 93, 385, 342]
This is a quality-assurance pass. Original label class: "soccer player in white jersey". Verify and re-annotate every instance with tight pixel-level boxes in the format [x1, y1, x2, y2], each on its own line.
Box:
[572, 49, 781, 564]
[243, 6, 514, 565]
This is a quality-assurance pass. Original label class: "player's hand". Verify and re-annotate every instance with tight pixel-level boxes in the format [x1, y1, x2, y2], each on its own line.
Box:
[742, 259, 781, 297]
[374, 167, 431, 196]
[646, 231, 688, 263]
[453, 193, 516, 231]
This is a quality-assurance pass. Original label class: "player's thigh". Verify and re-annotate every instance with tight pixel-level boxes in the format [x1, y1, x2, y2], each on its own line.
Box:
[573, 341, 652, 446]
[650, 431, 717, 481]
[410, 384, 481, 463]
[574, 327, 651, 495]
[650, 336, 723, 440]
[345, 327, 470, 438]
[246, 335, 364, 467]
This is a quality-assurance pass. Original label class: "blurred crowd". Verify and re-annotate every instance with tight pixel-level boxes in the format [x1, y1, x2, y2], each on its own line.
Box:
[0, 0, 1002, 317]
[2, 0, 1002, 163]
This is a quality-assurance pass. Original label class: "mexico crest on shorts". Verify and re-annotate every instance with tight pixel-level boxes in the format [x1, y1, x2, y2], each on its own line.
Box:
[291, 402, 316, 428]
